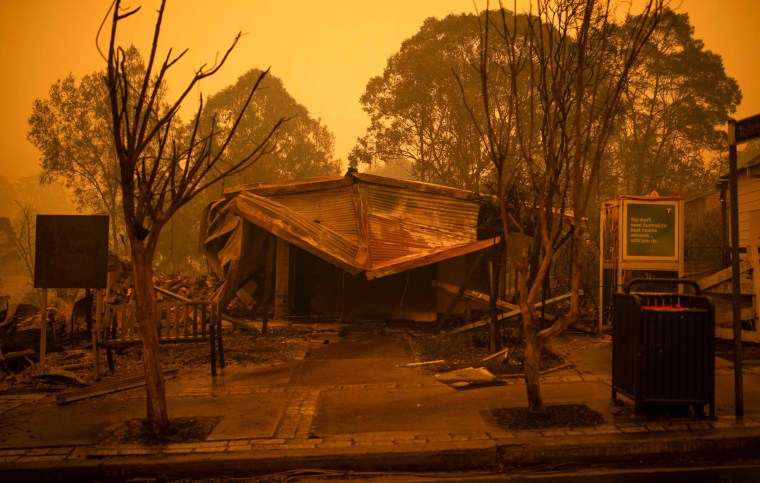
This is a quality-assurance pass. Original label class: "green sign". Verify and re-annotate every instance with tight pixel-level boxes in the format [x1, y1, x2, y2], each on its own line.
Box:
[623, 201, 677, 259]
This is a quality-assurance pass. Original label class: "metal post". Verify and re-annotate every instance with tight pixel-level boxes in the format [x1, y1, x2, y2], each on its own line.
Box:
[599, 201, 605, 335]
[718, 180, 729, 267]
[728, 119, 744, 419]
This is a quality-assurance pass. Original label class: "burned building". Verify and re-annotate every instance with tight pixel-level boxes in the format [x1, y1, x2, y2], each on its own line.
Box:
[201, 172, 499, 322]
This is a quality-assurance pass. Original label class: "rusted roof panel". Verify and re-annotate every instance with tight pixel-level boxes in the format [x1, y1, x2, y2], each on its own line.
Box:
[366, 238, 500, 279]
[222, 176, 349, 197]
[203, 173, 491, 286]
[270, 186, 359, 243]
[228, 192, 361, 273]
[355, 172, 480, 201]
[365, 183, 479, 263]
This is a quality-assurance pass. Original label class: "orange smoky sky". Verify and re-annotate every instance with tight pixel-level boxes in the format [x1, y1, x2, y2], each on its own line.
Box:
[1, 0, 759, 183]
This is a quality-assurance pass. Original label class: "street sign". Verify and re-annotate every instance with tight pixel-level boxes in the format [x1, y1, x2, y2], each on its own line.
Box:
[731, 113, 760, 144]
[34, 215, 109, 289]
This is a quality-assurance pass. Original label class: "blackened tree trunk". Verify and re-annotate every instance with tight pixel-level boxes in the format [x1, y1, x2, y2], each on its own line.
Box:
[131, 240, 168, 429]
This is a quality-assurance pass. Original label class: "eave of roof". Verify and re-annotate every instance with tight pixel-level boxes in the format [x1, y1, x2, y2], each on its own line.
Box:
[365, 237, 500, 279]
[222, 172, 482, 201]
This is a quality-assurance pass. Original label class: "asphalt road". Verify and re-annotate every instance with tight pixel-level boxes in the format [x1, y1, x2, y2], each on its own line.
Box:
[284, 461, 760, 482]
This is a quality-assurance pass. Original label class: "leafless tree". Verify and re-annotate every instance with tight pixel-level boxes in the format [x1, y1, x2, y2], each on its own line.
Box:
[103, 0, 283, 431]
[472, 0, 665, 413]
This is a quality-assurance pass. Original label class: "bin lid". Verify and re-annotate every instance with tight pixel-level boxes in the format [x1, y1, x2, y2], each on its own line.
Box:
[641, 304, 707, 313]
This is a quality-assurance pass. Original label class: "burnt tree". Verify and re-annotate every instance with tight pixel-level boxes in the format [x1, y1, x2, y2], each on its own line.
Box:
[104, 0, 283, 431]
[470, 0, 664, 413]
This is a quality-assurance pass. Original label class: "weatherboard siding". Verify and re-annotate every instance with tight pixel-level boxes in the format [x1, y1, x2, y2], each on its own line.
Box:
[737, 175, 760, 247]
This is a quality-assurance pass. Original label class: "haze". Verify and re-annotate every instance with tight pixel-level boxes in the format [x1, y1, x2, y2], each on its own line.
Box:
[1, 0, 759, 184]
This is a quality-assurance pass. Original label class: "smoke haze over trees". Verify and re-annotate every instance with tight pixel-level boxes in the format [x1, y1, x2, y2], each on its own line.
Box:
[154, 68, 340, 274]
[352, 7, 739, 201]
[603, 8, 741, 199]
[199, 68, 340, 186]
[27, 46, 153, 252]
[25, 62, 339, 274]
[349, 13, 496, 192]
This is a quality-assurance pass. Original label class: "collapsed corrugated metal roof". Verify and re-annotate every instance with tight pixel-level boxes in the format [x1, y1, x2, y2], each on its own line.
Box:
[202, 172, 499, 299]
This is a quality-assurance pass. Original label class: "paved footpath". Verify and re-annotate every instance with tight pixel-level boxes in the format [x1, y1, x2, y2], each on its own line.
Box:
[2, 328, 760, 481]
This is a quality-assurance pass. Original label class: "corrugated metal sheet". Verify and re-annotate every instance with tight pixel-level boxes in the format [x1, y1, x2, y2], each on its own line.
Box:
[203, 173, 493, 283]
[270, 186, 359, 243]
[365, 183, 479, 263]
[229, 193, 360, 271]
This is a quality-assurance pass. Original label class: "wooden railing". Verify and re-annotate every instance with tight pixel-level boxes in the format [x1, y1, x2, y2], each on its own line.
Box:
[98, 300, 224, 376]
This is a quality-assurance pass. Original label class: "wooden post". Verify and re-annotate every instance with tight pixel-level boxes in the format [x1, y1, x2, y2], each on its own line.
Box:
[209, 304, 217, 376]
[85, 287, 92, 333]
[216, 302, 225, 368]
[274, 238, 290, 317]
[261, 235, 275, 336]
[93, 290, 102, 380]
[39, 289, 47, 367]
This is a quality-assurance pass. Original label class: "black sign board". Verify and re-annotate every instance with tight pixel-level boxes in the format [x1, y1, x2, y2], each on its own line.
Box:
[733, 113, 760, 144]
[34, 215, 109, 289]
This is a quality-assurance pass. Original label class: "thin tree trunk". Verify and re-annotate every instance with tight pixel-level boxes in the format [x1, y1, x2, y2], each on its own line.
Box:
[523, 318, 545, 413]
[489, 249, 503, 353]
[109, 192, 120, 253]
[132, 241, 169, 432]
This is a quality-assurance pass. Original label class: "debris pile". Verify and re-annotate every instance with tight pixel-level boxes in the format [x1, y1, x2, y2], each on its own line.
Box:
[153, 273, 222, 302]
[105, 269, 223, 305]
[110, 267, 254, 314]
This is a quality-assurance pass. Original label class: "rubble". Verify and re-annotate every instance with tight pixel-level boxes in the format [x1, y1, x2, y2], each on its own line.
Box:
[105, 266, 224, 305]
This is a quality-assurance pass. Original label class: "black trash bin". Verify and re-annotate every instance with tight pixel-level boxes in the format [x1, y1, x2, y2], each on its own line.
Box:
[611, 278, 715, 417]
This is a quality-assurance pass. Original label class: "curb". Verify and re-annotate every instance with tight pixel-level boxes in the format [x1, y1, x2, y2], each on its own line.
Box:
[496, 426, 760, 466]
[3, 427, 760, 481]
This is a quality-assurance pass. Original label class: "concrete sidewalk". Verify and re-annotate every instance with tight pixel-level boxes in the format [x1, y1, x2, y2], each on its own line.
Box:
[2, 327, 760, 481]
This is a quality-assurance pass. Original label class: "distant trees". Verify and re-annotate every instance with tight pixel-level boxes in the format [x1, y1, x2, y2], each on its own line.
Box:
[603, 9, 741, 199]
[153, 69, 340, 274]
[353, 6, 737, 203]
[200, 69, 339, 185]
[28, 59, 337, 275]
[0, 175, 74, 221]
[27, 46, 148, 252]
[0, 218, 17, 277]
[349, 14, 496, 192]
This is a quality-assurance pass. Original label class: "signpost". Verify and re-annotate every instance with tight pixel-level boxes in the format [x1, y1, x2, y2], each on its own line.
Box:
[598, 196, 684, 335]
[727, 113, 760, 419]
[34, 215, 109, 289]
[33, 215, 108, 367]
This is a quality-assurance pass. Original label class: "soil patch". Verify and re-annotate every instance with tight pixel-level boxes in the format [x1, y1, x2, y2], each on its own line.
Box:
[100, 416, 221, 445]
[492, 403, 604, 430]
